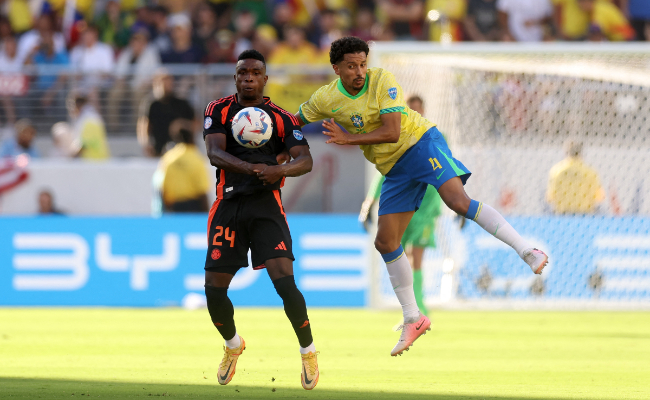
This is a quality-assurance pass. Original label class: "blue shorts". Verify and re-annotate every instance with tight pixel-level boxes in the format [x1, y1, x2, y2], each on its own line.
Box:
[378, 127, 471, 216]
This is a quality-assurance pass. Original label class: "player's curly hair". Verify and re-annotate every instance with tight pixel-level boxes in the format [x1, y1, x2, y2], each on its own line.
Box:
[238, 49, 266, 66]
[329, 36, 369, 65]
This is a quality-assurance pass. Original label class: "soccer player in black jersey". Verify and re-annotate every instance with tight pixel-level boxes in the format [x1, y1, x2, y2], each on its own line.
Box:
[202, 50, 319, 390]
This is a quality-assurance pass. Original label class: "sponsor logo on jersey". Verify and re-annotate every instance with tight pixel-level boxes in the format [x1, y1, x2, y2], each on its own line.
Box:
[204, 116, 213, 129]
[350, 112, 364, 128]
[225, 187, 233, 193]
[388, 87, 397, 100]
[293, 129, 303, 141]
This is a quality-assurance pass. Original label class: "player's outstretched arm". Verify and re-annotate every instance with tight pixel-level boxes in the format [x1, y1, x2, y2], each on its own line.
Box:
[255, 145, 313, 185]
[205, 132, 265, 175]
[322, 112, 401, 145]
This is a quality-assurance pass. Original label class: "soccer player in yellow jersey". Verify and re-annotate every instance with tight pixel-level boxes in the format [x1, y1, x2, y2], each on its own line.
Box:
[296, 37, 549, 356]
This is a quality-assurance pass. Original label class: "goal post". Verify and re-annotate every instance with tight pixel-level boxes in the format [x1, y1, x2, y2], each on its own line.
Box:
[366, 42, 650, 310]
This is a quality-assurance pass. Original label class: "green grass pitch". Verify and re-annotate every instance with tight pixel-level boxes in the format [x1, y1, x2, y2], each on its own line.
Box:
[1, 308, 649, 399]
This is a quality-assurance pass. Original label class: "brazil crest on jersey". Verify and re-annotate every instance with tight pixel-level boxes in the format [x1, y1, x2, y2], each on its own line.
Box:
[298, 67, 435, 175]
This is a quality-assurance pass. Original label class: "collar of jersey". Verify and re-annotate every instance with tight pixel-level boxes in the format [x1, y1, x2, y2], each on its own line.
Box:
[337, 77, 368, 100]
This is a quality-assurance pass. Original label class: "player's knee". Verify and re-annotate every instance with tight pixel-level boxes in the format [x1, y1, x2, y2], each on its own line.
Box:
[444, 195, 470, 215]
[374, 236, 397, 255]
[204, 284, 229, 305]
[272, 275, 301, 299]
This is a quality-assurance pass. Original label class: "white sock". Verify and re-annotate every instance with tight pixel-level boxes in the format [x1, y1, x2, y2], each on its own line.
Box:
[300, 342, 316, 355]
[385, 251, 420, 323]
[474, 203, 532, 258]
[225, 332, 241, 349]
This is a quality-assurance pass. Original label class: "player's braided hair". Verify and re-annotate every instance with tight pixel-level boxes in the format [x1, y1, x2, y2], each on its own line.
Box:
[329, 36, 369, 65]
[238, 49, 266, 66]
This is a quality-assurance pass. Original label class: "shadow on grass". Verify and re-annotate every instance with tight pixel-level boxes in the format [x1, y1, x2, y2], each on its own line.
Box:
[1, 377, 583, 400]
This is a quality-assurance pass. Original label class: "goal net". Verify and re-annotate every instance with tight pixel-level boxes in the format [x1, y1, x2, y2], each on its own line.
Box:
[367, 43, 650, 309]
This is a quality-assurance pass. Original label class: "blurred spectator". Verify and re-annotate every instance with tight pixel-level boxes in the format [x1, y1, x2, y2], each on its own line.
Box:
[547, 141, 605, 214]
[95, 0, 136, 49]
[193, 2, 218, 54]
[377, 0, 425, 40]
[108, 27, 161, 131]
[153, 119, 209, 214]
[138, 72, 195, 157]
[497, 0, 554, 41]
[625, 0, 650, 40]
[0, 119, 38, 158]
[579, 0, 635, 41]
[149, 5, 172, 53]
[204, 29, 237, 63]
[310, 9, 343, 50]
[426, 0, 467, 42]
[0, 15, 13, 44]
[268, 25, 320, 65]
[233, 9, 257, 58]
[161, 13, 204, 63]
[16, 13, 66, 65]
[4, 0, 32, 34]
[0, 34, 21, 72]
[0, 35, 21, 125]
[272, 3, 294, 41]
[50, 122, 75, 157]
[350, 7, 377, 42]
[553, 0, 634, 40]
[70, 25, 115, 90]
[251, 24, 278, 60]
[68, 94, 110, 160]
[38, 189, 64, 215]
[464, 0, 503, 41]
[27, 31, 69, 122]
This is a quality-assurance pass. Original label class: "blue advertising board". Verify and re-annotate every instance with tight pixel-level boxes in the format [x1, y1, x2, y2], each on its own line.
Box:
[0, 215, 368, 307]
[458, 216, 650, 301]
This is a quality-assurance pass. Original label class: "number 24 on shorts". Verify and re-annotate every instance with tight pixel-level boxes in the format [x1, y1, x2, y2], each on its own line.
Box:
[213, 226, 235, 247]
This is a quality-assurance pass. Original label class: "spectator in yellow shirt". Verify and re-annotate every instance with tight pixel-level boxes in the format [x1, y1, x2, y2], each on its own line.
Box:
[547, 141, 605, 214]
[154, 119, 209, 213]
[554, 0, 634, 40]
[69, 95, 110, 160]
[268, 25, 319, 66]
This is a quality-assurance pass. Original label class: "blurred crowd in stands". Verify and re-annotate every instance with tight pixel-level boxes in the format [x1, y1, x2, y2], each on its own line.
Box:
[0, 0, 649, 161]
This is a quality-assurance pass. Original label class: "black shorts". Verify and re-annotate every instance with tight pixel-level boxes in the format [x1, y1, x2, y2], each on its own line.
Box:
[204, 189, 293, 274]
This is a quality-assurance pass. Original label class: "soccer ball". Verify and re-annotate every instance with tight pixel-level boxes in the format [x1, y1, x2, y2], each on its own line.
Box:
[231, 107, 273, 148]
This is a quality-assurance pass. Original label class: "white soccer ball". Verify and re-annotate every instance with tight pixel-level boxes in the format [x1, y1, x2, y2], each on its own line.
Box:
[231, 107, 273, 148]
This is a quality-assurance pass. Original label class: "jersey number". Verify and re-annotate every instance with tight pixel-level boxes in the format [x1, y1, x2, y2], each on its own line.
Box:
[429, 157, 442, 171]
[213, 226, 236, 247]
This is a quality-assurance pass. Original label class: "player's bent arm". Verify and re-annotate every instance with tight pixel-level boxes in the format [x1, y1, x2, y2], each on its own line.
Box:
[283, 145, 313, 177]
[254, 145, 313, 185]
[204, 132, 262, 175]
[323, 112, 401, 145]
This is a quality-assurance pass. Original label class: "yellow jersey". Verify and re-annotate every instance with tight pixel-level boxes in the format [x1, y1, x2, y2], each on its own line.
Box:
[299, 67, 435, 175]
[159, 143, 210, 205]
[546, 157, 605, 214]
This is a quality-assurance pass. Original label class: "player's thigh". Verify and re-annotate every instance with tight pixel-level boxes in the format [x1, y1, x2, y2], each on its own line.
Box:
[416, 128, 472, 191]
[246, 190, 294, 269]
[375, 211, 415, 253]
[437, 176, 472, 215]
[265, 257, 294, 281]
[205, 198, 250, 274]
[205, 271, 236, 288]
[379, 168, 428, 216]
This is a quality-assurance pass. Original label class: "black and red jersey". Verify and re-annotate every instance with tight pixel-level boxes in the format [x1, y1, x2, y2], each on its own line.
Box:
[203, 94, 308, 199]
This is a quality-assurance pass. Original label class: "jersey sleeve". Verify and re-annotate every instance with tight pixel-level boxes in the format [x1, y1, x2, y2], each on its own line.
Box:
[298, 86, 327, 124]
[282, 113, 309, 150]
[202, 100, 228, 139]
[377, 70, 406, 115]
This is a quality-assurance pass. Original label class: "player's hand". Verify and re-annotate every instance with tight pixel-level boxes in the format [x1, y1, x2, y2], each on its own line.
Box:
[276, 149, 291, 165]
[254, 165, 284, 185]
[322, 118, 350, 145]
[250, 163, 268, 176]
